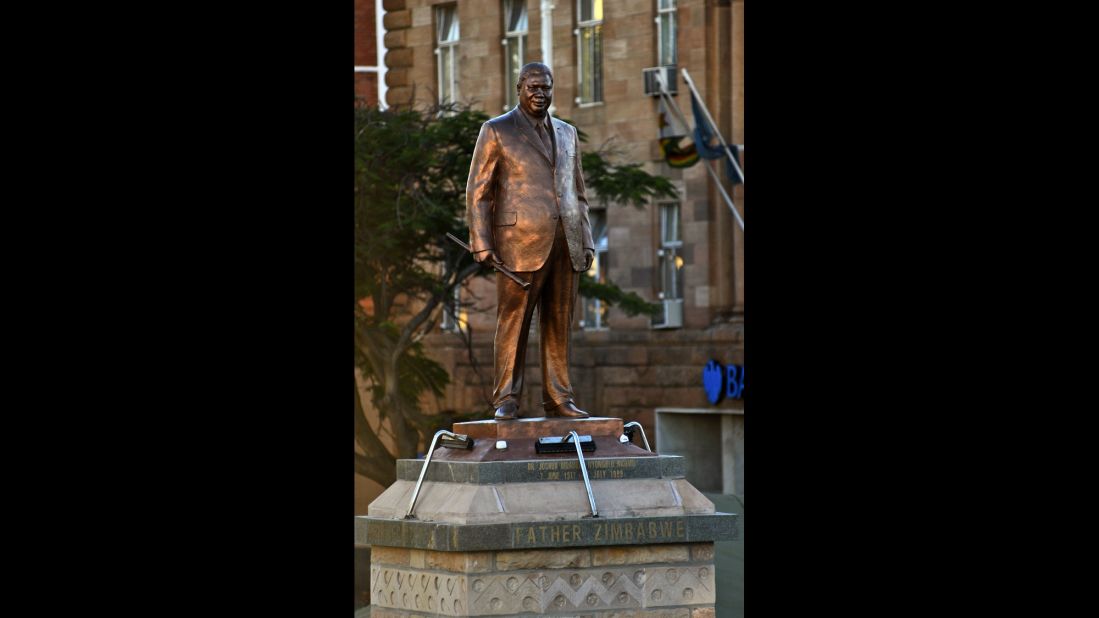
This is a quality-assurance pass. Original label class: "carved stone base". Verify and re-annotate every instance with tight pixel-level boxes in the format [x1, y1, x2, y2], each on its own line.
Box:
[360, 418, 737, 616]
[369, 602, 712, 611]
[370, 607, 715, 618]
[370, 544, 716, 617]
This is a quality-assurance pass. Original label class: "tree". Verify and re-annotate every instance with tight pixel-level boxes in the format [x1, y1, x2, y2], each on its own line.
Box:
[354, 103, 678, 487]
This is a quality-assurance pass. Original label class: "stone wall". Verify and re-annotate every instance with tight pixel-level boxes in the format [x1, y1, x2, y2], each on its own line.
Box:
[421, 321, 743, 447]
[370, 543, 717, 616]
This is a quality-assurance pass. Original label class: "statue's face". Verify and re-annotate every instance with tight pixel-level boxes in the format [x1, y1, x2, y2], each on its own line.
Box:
[518, 73, 553, 117]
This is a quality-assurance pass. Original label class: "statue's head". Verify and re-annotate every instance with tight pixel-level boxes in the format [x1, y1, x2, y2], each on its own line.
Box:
[517, 62, 553, 118]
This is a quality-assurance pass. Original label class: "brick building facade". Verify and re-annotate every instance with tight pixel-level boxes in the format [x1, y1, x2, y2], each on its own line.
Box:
[355, 0, 385, 106]
[356, 0, 744, 514]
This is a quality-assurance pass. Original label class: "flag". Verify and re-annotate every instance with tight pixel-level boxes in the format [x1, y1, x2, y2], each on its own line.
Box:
[657, 96, 699, 168]
[724, 144, 743, 185]
[659, 138, 701, 168]
[690, 90, 742, 185]
[658, 95, 688, 138]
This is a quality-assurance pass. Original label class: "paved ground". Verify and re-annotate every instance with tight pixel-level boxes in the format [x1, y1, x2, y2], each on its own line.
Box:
[355, 493, 743, 617]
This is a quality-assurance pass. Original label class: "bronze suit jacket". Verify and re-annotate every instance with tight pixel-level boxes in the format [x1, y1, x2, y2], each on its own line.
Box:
[466, 107, 595, 273]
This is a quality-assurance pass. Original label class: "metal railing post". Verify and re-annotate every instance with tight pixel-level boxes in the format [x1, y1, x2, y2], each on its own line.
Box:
[623, 421, 652, 452]
[564, 431, 598, 517]
[405, 429, 463, 519]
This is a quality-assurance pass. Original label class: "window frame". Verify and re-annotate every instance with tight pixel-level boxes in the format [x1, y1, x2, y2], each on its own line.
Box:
[657, 202, 684, 302]
[501, 0, 528, 110]
[440, 285, 463, 333]
[435, 4, 460, 105]
[574, 0, 604, 105]
[579, 206, 610, 330]
[656, 0, 678, 67]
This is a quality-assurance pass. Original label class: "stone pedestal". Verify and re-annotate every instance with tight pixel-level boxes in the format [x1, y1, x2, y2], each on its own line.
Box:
[356, 417, 737, 616]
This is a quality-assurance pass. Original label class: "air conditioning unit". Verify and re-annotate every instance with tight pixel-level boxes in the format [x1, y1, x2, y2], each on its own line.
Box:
[652, 298, 684, 329]
[642, 65, 677, 97]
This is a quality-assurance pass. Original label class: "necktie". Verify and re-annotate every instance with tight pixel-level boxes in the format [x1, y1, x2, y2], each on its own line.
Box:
[536, 121, 554, 162]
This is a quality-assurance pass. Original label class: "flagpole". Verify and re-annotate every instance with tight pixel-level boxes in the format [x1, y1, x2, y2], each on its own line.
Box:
[680, 68, 744, 184]
[701, 146, 745, 231]
[655, 73, 744, 231]
[655, 73, 693, 138]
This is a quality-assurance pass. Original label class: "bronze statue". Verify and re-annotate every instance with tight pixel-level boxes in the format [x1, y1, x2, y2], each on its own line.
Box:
[466, 62, 595, 421]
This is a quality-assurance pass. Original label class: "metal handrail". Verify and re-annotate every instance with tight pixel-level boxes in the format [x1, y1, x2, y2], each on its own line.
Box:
[563, 431, 598, 517]
[405, 429, 466, 519]
[623, 421, 652, 452]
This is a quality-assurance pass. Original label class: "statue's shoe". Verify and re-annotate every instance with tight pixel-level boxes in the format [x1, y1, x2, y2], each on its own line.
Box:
[551, 401, 589, 418]
[494, 401, 519, 421]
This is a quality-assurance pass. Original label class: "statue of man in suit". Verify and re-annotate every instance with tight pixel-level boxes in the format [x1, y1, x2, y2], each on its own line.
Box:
[466, 62, 595, 420]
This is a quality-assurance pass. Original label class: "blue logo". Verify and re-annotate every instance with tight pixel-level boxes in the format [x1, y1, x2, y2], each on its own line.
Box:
[726, 364, 744, 399]
[702, 360, 744, 404]
[703, 360, 725, 404]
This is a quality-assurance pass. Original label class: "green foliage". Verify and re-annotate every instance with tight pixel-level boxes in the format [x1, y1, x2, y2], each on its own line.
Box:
[355, 104, 493, 480]
[559, 119, 679, 209]
[581, 152, 679, 209]
[355, 319, 449, 417]
[355, 104, 491, 310]
[580, 274, 661, 317]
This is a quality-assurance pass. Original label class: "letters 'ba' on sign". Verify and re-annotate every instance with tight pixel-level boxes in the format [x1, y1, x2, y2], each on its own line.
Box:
[702, 360, 744, 404]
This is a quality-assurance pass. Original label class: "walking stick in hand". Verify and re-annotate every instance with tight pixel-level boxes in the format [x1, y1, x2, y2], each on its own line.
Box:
[446, 233, 531, 290]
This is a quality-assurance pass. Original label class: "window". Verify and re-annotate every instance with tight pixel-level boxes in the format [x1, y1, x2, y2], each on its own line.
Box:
[575, 0, 603, 104]
[657, 203, 683, 301]
[656, 0, 677, 66]
[435, 5, 460, 105]
[579, 208, 609, 329]
[440, 286, 464, 332]
[502, 0, 528, 110]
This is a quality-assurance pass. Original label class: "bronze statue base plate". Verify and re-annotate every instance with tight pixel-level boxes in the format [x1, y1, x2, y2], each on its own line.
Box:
[431, 417, 652, 462]
[453, 416, 622, 440]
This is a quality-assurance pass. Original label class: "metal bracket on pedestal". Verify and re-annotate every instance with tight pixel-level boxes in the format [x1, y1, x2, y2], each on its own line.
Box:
[621, 421, 652, 452]
[536, 434, 595, 453]
[563, 430, 599, 518]
[405, 429, 472, 519]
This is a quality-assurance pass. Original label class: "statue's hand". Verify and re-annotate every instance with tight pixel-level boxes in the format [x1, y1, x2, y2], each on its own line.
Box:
[474, 249, 502, 265]
[583, 249, 595, 272]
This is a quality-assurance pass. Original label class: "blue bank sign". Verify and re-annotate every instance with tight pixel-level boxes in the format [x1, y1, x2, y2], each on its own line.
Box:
[703, 360, 744, 404]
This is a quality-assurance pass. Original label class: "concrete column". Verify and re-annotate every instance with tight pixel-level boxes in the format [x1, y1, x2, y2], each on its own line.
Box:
[731, 0, 745, 313]
[541, 0, 555, 72]
[705, 0, 738, 320]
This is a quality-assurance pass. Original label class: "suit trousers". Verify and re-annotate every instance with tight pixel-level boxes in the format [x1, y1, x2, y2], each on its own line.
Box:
[492, 220, 578, 412]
